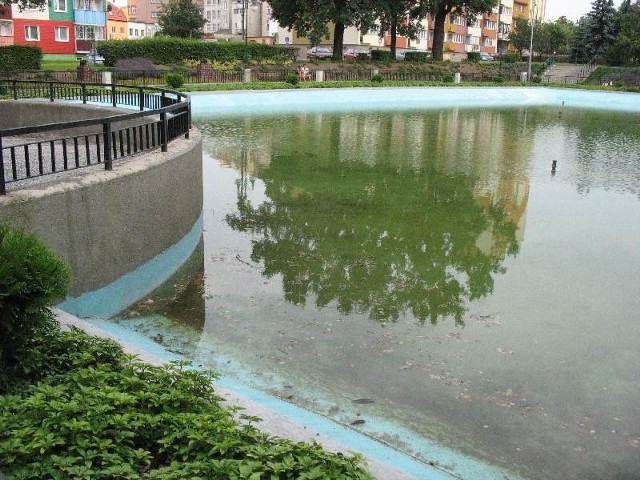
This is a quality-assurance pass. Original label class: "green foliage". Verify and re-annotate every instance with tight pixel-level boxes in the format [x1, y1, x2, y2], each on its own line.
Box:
[466, 51, 481, 62]
[0, 224, 70, 390]
[0, 45, 42, 71]
[442, 73, 454, 83]
[158, 0, 206, 39]
[97, 38, 293, 67]
[371, 49, 391, 61]
[405, 51, 431, 62]
[493, 75, 505, 83]
[503, 52, 521, 63]
[165, 72, 185, 88]
[371, 73, 384, 83]
[531, 75, 542, 83]
[0, 328, 372, 479]
[285, 72, 300, 85]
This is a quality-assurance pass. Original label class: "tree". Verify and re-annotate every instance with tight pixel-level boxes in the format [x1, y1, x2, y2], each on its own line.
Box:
[589, 0, 617, 59]
[536, 18, 575, 55]
[510, 17, 532, 56]
[424, 0, 498, 61]
[361, 0, 428, 60]
[607, 0, 640, 64]
[158, 0, 207, 39]
[267, 0, 370, 61]
[571, 15, 594, 62]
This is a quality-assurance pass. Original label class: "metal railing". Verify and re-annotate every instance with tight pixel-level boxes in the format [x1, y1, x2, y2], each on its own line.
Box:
[0, 79, 191, 195]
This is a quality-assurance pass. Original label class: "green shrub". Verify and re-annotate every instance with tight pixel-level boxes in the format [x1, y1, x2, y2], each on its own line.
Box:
[442, 74, 454, 83]
[531, 75, 542, 83]
[371, 73, 384, 83]
[285, 72, 300, 85]
[0, 328, 372, 479]
[166, 72, 185, 88]
[503, 52, 521, 64]
[97, 38, 293, 67]
[0, 45, 42, 71]
[466, 52, 481, 63]
[371, 49, 391, 61]
[405, 51, 431, 62]
[493, 76, 505, 84]
[0, 224, 70, 391]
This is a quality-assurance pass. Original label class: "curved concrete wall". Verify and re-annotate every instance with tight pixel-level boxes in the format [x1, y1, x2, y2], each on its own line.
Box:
[0, 102, 203, 297]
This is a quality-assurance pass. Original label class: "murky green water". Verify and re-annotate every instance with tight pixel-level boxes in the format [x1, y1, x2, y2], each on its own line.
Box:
[114, 106, 640, 479]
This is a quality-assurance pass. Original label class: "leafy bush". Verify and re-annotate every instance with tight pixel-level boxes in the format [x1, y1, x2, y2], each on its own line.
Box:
[0, 224, 70, 391]
[285, 72, 299, 85]
[404, 51, 431, 62]
[442, 74, 454, 83]
[531, 75, 542, 83]
[0, 328, 372, 479]
[503, 52, 521, 64]
[466, 52, 481, 63]
[166, 72, 185, 88]
[97, 38, 293, 67]
[0, 45, 42, 71]
[371, 50, 391, 61]
[493, 76, 506, 84]
[371, 73, 384, 83]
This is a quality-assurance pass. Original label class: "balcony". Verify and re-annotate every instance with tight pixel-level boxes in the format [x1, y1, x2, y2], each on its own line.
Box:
[74, 9, 106, 25]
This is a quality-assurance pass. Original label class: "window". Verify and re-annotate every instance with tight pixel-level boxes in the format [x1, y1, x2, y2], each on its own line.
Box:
[451, 15, 466, 26]
[25, 25, 39, 41]
[54, 0, 67, 12]
[151, 11, 158, 17]
[0, 21, 13, 37]
[484, 37, 495, 47]
[119, 26, 124, 33]
[448, 33, 464, 43]
[485, 20, 497, 30]
[55, 26, 69, 41]
[128, 5, 136, 15]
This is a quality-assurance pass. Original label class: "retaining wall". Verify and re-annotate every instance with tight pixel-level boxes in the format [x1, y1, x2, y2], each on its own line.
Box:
[0, 102, 203, 298]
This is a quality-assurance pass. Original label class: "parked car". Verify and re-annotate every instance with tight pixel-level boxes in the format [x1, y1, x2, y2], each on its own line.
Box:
[307, 46, 333, 60]
[88, 50, 105, 64]
[480, 52, 494, 61]
[343, 48, 370, 60]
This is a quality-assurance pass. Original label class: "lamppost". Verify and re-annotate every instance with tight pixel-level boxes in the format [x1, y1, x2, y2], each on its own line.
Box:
[527, 0, 537, 81]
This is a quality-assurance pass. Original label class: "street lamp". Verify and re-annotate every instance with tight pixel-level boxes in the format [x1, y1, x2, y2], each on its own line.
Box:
[241, 0, 259, 65]
[527, 1, 537, 81]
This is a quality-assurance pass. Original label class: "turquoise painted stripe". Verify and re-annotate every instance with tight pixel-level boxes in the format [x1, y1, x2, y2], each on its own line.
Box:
[84, 318, 522, 480]
[58, 213, 203, 318]
[191, 87, 640, 118]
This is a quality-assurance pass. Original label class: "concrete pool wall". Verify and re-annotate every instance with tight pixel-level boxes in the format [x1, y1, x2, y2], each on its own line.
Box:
[0, 102, 203, 296]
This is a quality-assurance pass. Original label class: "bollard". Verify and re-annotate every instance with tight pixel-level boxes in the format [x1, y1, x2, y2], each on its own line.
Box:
[315, 70, 324, 82]
[454, 72, 461, 84]
[243, 68, 252, 83]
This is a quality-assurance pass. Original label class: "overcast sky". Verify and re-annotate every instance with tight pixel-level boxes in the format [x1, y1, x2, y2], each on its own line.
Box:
[545, 0, 624, 22]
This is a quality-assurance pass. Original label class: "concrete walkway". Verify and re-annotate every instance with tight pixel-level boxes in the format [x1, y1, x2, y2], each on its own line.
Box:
[543, 62, 594, 84]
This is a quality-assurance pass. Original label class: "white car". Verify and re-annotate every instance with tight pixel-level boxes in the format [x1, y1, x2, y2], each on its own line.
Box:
[480, 52, 494, 61]
[307, 46, 333, 60]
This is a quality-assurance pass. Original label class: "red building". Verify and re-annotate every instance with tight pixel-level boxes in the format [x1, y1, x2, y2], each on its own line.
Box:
[12, 18, 76, 54]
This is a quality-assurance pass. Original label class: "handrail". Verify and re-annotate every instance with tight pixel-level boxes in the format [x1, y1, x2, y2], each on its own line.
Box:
[0, 79, 192, 195]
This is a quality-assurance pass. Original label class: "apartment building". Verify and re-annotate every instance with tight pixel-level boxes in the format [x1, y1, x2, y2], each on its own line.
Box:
[107, 2, 128, 40]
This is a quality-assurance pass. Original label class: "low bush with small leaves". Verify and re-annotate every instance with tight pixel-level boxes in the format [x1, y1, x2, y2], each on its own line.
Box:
[286, 72, 300, 85]
[166, 72, 185, 89]
[371, 73, 384, 83]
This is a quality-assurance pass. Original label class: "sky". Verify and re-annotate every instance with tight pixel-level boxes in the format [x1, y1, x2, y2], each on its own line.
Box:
[545, 0, 624, 22]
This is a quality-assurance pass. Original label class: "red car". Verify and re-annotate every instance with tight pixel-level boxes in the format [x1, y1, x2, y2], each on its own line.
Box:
[343, 49, 371, 60]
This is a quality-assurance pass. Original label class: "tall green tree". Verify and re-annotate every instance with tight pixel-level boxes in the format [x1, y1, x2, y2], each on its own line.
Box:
[607, 0, 640, 64]
[267, 0, 370, 61]
[537, 18, 575, 55]
[589, 0, 617, 58]
[158, 0, 207, 39]
[510, 17, 532, 56]
[423, 0, 498, 61]
[361, 0, 428, 59]
[571, 15, 594, 62]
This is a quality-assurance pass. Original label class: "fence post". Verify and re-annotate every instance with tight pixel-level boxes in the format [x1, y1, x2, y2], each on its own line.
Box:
[161, 112, 168, 152]
[82, 83, 87, 104]
[103, 122, 113, 170]
[0, 135, 6, 195]
[12, 80, 18, 100]
[111, 83, 117, 108]
[139, 87, 145, 111]
[49, 81, 55, 102]
[185, 101, 191, 139]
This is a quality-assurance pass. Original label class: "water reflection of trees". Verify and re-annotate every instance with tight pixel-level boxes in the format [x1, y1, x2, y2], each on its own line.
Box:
[226, 152, 520, 326]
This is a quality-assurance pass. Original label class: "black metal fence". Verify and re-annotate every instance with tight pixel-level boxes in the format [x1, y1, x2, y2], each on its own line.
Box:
[0, 80, 191, 195]
[1, 67, 532, 87]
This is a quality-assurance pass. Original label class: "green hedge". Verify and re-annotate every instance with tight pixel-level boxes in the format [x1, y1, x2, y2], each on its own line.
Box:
[0, 45, 42, 71]
[405, 51, 431, 62]
[97, 38, 295, 67]
[371, 50, 391, 61]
